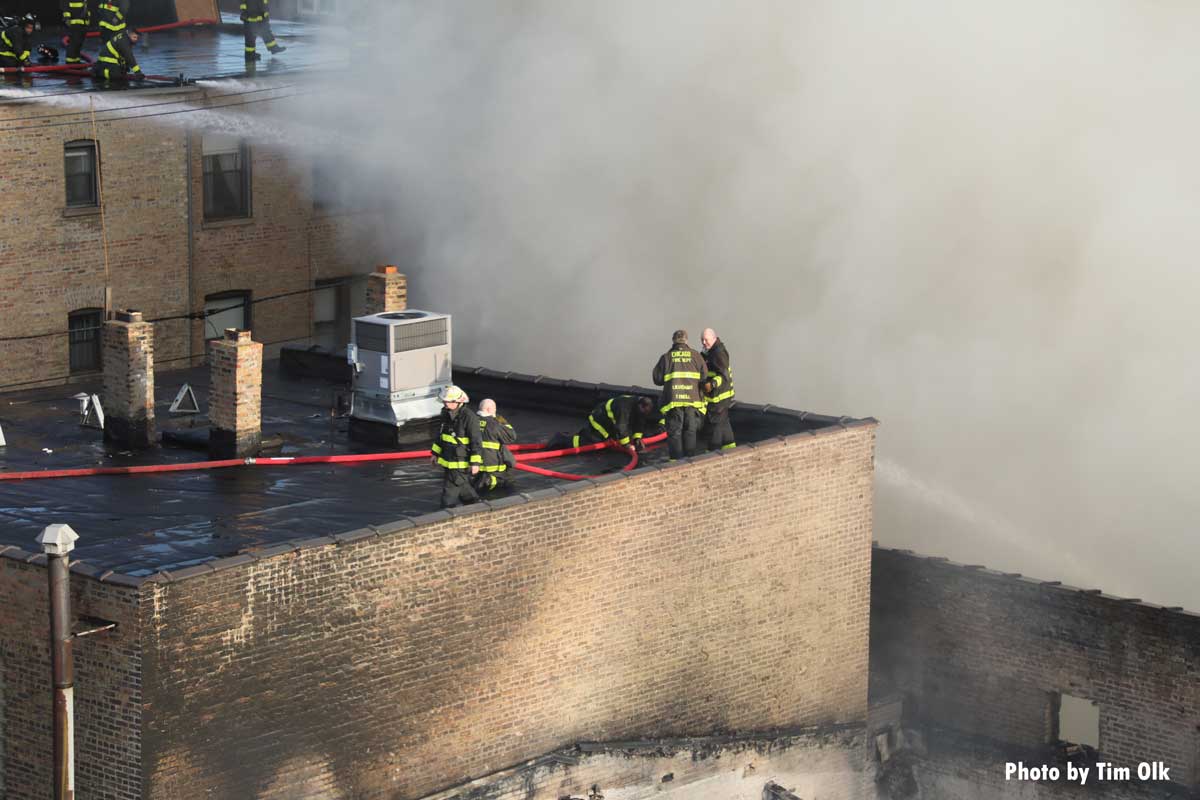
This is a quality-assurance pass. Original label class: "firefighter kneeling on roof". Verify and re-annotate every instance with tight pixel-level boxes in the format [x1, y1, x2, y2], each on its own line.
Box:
[93, 28, 144, 82]
[431, 385, 483, 509]
[474, 398, 517, 494]
[548, 394, 657, 455]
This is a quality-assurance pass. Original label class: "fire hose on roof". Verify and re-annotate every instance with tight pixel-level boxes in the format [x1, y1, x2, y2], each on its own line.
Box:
[0, 433, 666, 483]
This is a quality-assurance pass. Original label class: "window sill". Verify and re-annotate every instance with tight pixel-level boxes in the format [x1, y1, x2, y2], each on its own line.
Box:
[63, 206, 102, 218]
[202, 216, 255, 230]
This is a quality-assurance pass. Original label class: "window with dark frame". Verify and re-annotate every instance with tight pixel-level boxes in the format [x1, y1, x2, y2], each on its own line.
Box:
[68, 308, 103, 373]
[203, 290, 252, 340]
[202, 135, 251, 220]
[64, 140, 99, 208]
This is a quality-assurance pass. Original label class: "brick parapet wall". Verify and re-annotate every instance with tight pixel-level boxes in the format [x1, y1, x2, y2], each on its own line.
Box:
[133, 423, 875, 799]
[870, 546, 1200, 792]
[0, 555, 144, 800]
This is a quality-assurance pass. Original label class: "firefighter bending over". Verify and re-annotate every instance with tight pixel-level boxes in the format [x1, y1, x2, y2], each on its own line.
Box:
[475, 398, 517, 494]
[96, 0, 128, 43]
[652, 329, 708, 460]
[94, 28, 143, 82]
[241, 0, 286, 60]
[700, 327, 735, 451]
[0, 14, 36, 69]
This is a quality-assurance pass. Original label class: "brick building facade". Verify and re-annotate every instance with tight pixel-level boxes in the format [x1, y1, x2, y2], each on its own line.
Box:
[0, 86, 385, 392]
[0, 417, 877, 799]
[871, 547, 1200, 795]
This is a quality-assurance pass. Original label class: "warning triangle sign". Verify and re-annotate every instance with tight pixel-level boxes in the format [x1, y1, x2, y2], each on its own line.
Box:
[81, 394, 105, 430]
[169, 383, 200, 414]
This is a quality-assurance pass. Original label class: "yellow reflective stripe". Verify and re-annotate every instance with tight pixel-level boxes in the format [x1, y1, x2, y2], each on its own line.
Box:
[440, 433, 458, 443]
[469, 454, 482, 464]
[246, 16, 264, 21]
[481, 441, 501, 450]
[431, 442, 442, 454]
[605, 398, 618, 425]
[633, 432, 644, 439]
[437, 458, 469, 469]
[99, 21, 125, 30]
[572, 434, 582, 448]
[660, 401, 706, 413]
[0, 52, 15, 59]
[68, 19, 87, 24]
[97, 56, 119, 63]
[481, 464, 507, 472]
[710, 389, 735, 403]
[663, 371, 701, 381]
[69, 1, 85, 5]
[721, 443, 737, 450]
[587, 414, 609, 439]
[616, 435, 631, 445]
[711, 374, 723, 388]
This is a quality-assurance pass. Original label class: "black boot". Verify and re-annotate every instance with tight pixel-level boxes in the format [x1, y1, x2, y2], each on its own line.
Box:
[268, 43, 286, 53]
[245, 50, 261, 61]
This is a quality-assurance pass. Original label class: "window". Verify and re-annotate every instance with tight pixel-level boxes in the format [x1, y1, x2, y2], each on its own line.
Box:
[311, 159, 343, 214]
[1056, 693, 1099, 748]
[204, 291, 251, 340]
[68, 309, 103, 372]
[312, 277, 350, 351]
[64, 140, 99, 208]
[202, 134, 251, 220]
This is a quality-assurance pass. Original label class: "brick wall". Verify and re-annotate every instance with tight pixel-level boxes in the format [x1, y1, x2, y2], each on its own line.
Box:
[0, 556, 143, 800]
[0, 90, 386, 392]
[133, 423, 875, 799]
[871, 547, 1200, 792]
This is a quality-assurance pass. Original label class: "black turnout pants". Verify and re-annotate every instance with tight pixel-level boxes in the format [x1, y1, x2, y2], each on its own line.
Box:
[65, 27, 87, 63]
[705, 407, 736, 451]
[665, 406, 702, 460]
[244, 21, 279, 53]
[440, 470, 479, 508]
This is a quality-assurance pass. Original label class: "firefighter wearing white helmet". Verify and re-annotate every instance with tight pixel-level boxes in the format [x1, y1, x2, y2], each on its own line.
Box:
[431, 385, 484, 508]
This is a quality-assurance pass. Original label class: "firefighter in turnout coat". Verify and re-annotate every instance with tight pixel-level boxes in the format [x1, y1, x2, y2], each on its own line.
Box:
[700, 327, 736, 451]
[431, 385, 483, 508]
[652, 329, 708, 460]
[474, 398, 517, 494]
[241, 0, 285, 60]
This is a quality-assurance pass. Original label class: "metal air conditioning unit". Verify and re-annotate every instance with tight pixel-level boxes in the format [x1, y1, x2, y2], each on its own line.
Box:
[348, 310, 451, 443]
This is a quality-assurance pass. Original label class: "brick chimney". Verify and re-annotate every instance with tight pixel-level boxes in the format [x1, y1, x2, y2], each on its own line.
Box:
[364, 265, 407, 315]
[102, 310, 156, 449]
[208, 328, 263, 459]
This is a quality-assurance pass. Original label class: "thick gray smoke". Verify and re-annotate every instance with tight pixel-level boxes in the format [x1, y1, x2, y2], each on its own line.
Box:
[296, 1, 1200, 608]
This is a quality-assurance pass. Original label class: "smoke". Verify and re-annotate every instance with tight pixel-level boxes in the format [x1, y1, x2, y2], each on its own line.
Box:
[282, 1, 1200, 608]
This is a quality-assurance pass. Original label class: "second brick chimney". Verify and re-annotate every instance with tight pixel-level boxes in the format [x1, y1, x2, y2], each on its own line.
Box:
[102, 310, 156, 449]
[208, 328, 263, 459]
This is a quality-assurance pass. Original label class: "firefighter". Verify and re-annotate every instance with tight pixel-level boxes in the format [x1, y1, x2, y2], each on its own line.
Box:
[430, 385, 483, 508]
[474, 398, 517, 494]
[652, 329, 708, 460]
[0, 14, 37, 69]
[93, 28, 143, 82]
[241, 0, 286, 61]
[61, 0, 90, 65]
[95, 0, 127, 43]
[552, 394, 656, 455]
[700, 327, 736, 451]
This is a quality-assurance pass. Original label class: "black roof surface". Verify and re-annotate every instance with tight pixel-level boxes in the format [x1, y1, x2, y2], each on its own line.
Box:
[0, 360, 865, 575]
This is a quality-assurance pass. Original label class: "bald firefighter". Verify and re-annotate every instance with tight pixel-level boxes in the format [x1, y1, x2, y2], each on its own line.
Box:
[474, 398, 518, 493]
[701, 327, 736, 450]
[652, 329, 708, 460]
[431, 385, 483, 508]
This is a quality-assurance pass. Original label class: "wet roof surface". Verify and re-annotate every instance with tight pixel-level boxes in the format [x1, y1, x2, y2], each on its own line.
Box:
[7, 15, 341, 90]
[0, 364, 620, 574]
[0, 361, 848, 574]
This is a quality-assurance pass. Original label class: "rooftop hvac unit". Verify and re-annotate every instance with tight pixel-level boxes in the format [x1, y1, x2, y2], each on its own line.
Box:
[349, 310, 451, 432]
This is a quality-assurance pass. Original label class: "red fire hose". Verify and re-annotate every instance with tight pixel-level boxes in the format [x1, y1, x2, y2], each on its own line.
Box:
[84, 18, 218, 38]
[0, 433, 667, 483]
